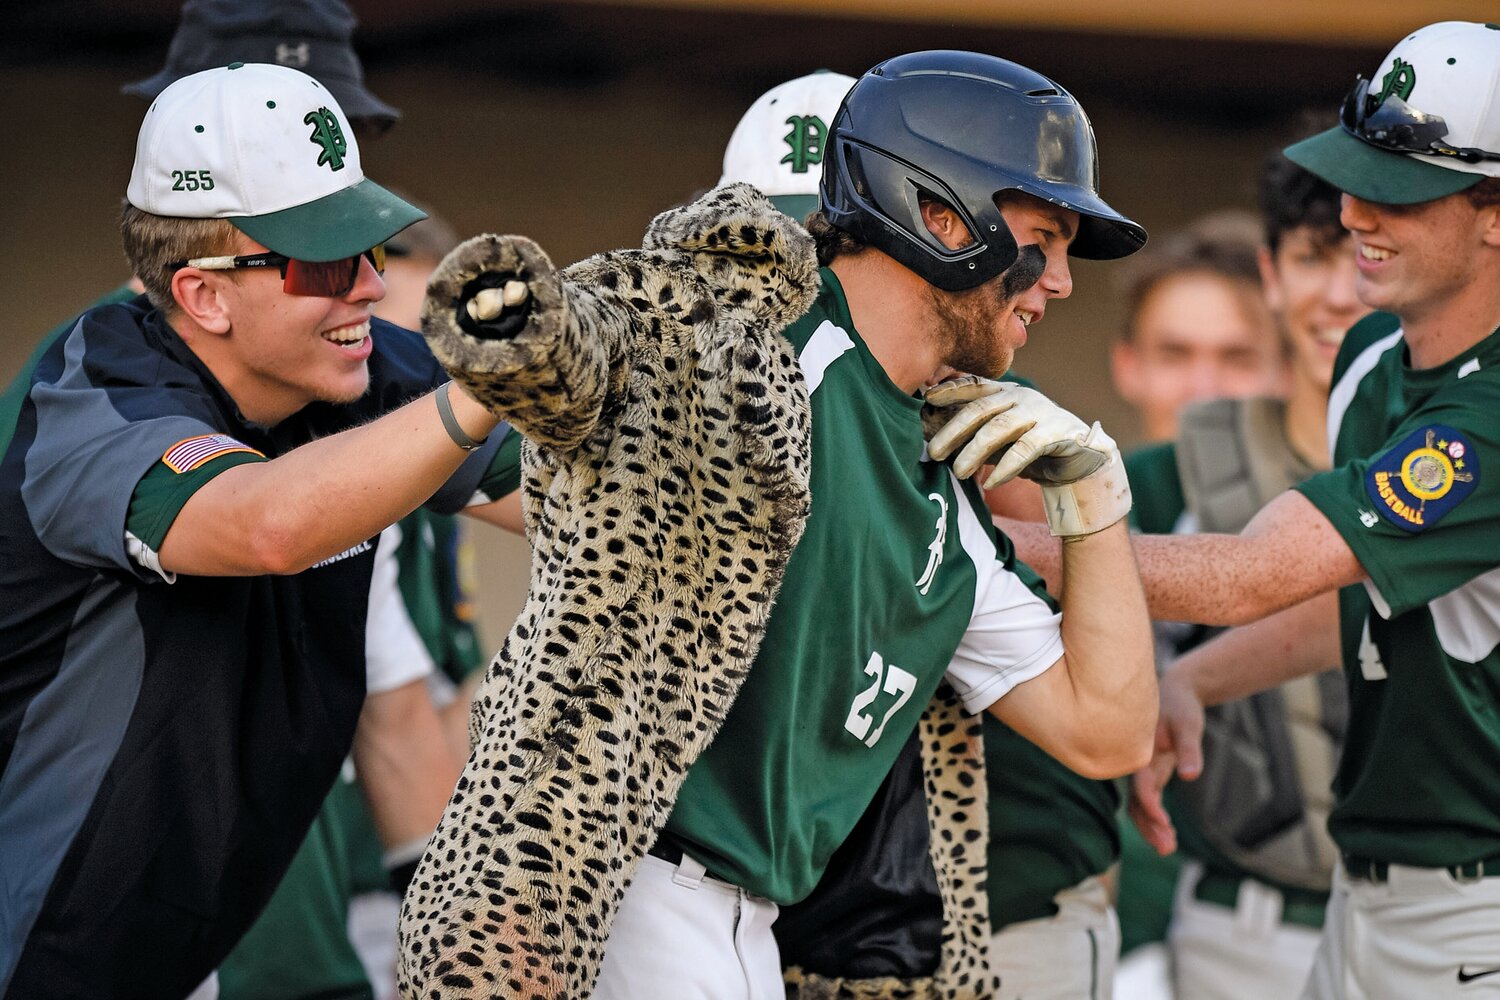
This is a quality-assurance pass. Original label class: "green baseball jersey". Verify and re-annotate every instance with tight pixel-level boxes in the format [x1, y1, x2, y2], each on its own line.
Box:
[1297, 312, 1500, 867]
[983, 717, 1120, 928]
[665, 269, 1063, 905]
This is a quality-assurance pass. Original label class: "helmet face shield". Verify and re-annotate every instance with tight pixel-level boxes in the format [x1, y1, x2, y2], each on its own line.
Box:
[820, 50, 1146, 284]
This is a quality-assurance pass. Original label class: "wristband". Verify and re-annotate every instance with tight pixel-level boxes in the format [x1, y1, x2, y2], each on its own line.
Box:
[435, 381, 488, 452]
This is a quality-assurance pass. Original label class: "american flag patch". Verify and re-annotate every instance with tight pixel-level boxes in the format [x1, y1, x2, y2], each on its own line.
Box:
[162, 434, 264, 473]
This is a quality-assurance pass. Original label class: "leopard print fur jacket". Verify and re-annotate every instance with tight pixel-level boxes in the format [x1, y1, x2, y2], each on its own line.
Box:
[397, 184, 996, 1000]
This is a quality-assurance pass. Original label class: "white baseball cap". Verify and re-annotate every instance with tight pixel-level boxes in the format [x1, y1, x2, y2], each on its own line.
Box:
[719, 70, 856, 220]
[126, 61, 423, 260]
[1287, 21, 1500, 204]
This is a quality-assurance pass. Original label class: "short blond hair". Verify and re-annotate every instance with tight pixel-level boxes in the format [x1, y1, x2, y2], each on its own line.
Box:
[120, 202, 239, 312]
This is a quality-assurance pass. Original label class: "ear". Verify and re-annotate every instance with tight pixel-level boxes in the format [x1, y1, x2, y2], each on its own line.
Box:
[919, 199, 974, 251]
[171, 269, 233, 335]
[1479, 202, 1500, 250]
[1257, 245, 1285, 315]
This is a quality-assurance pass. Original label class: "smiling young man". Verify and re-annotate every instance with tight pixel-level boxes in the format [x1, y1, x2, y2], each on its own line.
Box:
[1028, 21, 1500, 1000]
[0, 63, 521, 998]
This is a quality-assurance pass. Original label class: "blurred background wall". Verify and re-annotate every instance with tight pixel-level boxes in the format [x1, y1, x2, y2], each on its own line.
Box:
[0, 0, 1477, 640]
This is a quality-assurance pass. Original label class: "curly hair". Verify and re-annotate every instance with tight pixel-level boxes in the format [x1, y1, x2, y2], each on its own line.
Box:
[803, 210, 866, 267]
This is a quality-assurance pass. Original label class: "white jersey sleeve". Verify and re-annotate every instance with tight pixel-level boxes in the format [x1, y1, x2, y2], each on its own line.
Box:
[943, 477, 1063, 714]
[364, 523, 437, 694]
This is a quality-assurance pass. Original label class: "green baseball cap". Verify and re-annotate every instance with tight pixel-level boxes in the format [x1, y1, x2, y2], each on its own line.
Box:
[1286, 21, 1500, 205]
[127, 62, 424, 261]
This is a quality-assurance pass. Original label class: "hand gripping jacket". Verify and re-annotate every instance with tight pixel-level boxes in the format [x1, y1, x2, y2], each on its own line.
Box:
[397, 184, 818, 1000]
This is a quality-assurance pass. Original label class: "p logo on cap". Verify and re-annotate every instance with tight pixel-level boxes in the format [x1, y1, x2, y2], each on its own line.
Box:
[125, 62, 424, 263]
[719, 70, 857, 221]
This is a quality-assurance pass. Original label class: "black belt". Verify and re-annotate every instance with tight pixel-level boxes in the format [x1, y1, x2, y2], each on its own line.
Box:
[646, 834, 723, 882]
[1191, 869, 1327, 929]
[1343, 853, 1500, 883]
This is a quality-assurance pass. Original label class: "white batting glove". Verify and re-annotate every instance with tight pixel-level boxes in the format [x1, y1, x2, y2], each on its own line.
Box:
[925, 376, 1132, 537]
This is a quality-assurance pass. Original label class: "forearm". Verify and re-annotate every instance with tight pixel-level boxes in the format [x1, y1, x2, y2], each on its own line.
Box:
[1130, 531, 1315, 626]
[1171, 591, 1342, 707]
[1053, 519, 1157, 774]
[1012, 492, 1366, 627]
[160, 385, 498, 576]
[464, 489, 525, 535]
[1005, 516, 1322, 623]
[352, 680, 465, 851]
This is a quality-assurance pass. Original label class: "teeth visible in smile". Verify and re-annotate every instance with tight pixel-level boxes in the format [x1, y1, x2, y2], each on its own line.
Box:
[1315, 328, 1345, 347]
[1360, 245, 1392, 261]
[1016, 311, 1035, 327]
[323, 320, 369, 345]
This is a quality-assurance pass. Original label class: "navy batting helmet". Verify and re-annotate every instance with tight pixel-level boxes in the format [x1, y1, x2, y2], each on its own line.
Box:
[820, 50, 1147, 291]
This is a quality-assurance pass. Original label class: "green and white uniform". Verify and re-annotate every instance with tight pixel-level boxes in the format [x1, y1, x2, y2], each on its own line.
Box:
[665, 268, 1062, 903]
[598, 269, 1063, 999]
[1292, 312, 1500, 999]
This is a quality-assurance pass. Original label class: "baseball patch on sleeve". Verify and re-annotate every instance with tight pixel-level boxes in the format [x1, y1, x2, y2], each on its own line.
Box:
[1364, 424, 1477, 533]
[162, 433, 264, 473]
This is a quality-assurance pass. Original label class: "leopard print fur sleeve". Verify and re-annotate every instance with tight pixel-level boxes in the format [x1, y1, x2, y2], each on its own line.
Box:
[398, 184, 819, 1000]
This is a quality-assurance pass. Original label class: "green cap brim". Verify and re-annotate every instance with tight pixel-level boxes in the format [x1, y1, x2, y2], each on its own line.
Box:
[230, 178, 427, 261]
[1285, 127, 1482, 206]
[770, 194, 820, 225]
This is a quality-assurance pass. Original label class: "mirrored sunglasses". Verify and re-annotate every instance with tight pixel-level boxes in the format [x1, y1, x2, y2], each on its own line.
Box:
[1340, 75, 1500, 165]
[169, 244, 387, 297]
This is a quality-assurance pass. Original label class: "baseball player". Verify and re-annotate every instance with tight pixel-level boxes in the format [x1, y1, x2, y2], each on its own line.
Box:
[1121, 144, 1369, 1000]
[394, 50, 1153, 1000]
[0, 63, 521, 998]
[714, 67, 1129, 1000]
[594, 51, 1156, 998]
[1007, 21, 1500, 1000]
